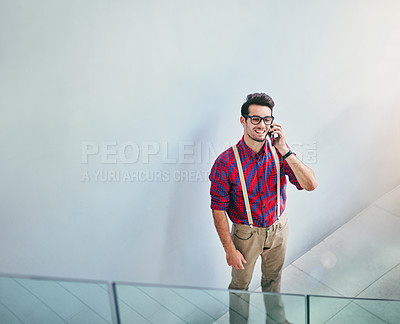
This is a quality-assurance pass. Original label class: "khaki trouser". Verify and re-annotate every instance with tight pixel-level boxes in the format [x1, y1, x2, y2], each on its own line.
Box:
[228, 213, 289, 324]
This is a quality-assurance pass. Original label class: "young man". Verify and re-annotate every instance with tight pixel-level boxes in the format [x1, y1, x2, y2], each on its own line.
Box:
[209, 93, 317, 323]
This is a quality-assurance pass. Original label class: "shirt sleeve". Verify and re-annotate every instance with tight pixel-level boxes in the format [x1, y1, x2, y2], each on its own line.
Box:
[209, 157, 231, 210]
[282, 157, 303, 190]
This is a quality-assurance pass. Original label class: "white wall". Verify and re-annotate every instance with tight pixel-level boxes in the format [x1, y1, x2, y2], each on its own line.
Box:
[1, 0, 399, 290]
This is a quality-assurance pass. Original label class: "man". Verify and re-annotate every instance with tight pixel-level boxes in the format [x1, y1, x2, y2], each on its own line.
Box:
[209, 93, 317, 323]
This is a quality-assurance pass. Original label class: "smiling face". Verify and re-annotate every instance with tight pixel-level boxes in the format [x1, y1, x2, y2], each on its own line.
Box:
[240, 104, 272, 143]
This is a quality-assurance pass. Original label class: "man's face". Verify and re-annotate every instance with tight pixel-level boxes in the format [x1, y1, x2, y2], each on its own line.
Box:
[240, 104, 272, 143]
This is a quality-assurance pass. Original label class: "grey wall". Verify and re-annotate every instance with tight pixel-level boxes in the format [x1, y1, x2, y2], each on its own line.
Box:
[1, 0, 400, 291]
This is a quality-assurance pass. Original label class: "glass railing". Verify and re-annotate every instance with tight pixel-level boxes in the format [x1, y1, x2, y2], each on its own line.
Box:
[114, 283, 306, 323]
[1, 274, 399, 323]
[308, 295, 400, 324]
[0, 275, 116, 324]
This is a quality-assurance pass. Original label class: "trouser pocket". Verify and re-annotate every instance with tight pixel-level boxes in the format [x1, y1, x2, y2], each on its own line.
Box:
[232, 223, 256, 240]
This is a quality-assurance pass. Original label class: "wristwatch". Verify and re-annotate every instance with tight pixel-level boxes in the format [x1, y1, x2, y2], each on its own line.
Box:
[282, 150, 293, 160]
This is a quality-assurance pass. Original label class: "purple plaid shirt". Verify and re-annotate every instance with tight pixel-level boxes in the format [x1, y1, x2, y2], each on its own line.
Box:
[209, 137, 303, 227]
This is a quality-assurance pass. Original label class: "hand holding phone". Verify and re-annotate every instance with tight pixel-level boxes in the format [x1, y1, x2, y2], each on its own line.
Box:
[268, 123, 290, 156]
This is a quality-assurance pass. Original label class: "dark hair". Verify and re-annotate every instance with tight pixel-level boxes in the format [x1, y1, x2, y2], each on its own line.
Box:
[241, 93, 275, 116]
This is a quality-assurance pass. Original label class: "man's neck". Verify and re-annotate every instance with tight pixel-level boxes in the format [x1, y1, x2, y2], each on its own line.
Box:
[243, 136, 266, 154]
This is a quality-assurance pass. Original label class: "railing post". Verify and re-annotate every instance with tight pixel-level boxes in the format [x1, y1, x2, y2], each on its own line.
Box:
[306, 295, 310, 324]
[109, 282, 121, 324]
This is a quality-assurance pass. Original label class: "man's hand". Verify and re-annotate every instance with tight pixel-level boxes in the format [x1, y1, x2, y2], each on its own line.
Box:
[212, 210, 248, 269]
[226, 249, 247, 269]
[269, 123, 290, 156]
[269, 122, 318, 191]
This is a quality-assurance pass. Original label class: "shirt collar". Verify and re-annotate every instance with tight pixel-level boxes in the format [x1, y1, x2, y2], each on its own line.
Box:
[238, 136, 268, 160]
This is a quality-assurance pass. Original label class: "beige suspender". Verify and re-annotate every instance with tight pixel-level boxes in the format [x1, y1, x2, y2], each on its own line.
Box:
[269, 141, 281, 219]
[232, 145, 253, 227]
[232, 140, 281, 227]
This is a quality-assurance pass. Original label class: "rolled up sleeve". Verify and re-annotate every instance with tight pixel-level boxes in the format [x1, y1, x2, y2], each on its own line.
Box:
[209, 158, 230, 210]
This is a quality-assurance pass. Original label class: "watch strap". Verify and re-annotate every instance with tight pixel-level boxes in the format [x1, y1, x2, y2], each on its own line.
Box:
[282, 150, 293, 160]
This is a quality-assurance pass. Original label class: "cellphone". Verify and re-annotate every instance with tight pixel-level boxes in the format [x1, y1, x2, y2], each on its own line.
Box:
[268, 124, 279, 146]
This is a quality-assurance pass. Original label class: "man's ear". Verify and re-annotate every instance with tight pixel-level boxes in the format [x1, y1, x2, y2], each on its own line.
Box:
[240, 115, 246, 127]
